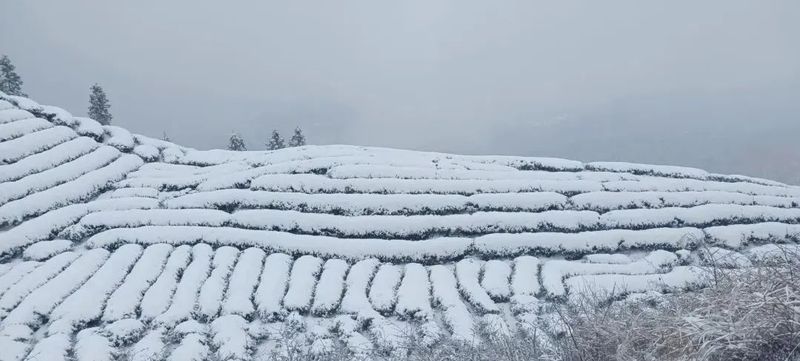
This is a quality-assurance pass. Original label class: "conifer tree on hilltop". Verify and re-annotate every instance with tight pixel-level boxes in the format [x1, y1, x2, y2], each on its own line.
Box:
[289, 127, 306, 147]
[0, 55, 27, 97]
[88, 84, 113, 125]
[228, 132, 247, 151]
[267, 129, 285, 150]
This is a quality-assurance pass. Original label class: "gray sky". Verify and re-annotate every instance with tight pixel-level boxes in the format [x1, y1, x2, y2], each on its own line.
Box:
[2, 0, 799, 183]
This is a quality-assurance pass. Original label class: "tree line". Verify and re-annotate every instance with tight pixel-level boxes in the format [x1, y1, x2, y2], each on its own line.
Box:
[1, 54, 309, 150]
[2, 55, 113, 126]
[227, 127, 306, 151]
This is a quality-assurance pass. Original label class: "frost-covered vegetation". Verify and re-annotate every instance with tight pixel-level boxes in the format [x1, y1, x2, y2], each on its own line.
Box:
[0, 92, 799, 360]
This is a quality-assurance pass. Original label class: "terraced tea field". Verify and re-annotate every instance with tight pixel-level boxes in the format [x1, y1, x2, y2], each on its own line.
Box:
[1, 91, 799, 360]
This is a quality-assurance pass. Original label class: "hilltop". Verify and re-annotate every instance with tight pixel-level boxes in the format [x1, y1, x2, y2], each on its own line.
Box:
[1, 91, 799, 360]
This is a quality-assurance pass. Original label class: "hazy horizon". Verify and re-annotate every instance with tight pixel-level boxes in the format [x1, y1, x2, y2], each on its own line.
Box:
[2, 0, 798, 183]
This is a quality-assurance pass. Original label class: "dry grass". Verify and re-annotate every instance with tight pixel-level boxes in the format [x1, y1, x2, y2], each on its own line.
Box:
[261, 245, 800, 361]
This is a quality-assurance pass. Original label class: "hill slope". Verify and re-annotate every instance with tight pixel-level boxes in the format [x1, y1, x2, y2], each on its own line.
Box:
[1, 90, 799, 359]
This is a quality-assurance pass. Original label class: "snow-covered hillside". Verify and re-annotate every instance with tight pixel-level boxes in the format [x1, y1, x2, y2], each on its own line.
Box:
[1, 90, 799, 359]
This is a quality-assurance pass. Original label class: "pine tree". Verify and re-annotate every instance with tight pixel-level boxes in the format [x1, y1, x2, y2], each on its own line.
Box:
[0, 55, 27, 97]
[266, 130, 285, 150]
[88, 84, 113, 125]
[289, 127, 306, 147]
[228, 132, 247, 151]
[161, 131, 171, 142]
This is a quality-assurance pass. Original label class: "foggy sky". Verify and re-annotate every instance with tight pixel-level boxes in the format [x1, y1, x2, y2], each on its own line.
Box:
[2, 0, 799, 184]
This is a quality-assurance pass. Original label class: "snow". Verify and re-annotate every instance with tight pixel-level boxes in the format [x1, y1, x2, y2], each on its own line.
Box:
[564, 266, 705, 300]
[128, 328, 165, 361]
[197, 246, 239, 320]
[230, 209, 600, 238]
[369, 264, 403, 314]
[310, 259, 349, 315]
[481, 260, 512, 301]
[0, 145, 120, 205]
[251, 173, 603, 195]
[161, 147, 184, 163]
[38, 105, 79, 127]
[583, 253, 632, 264]
[429, 265, 476, 343]
[0, 154, 144, 226]
[195, 166, 278, 191]
[697, 247, 751, 268]
[178, 145, 585, 173]
[571, 190, 800, 212]
[165, 189, 471, 215]
[455, 259, 499, 314]
[0, 108, 34, 124]
[0, 252, 78, 317]
[133, 144, 160, 162]
[87, 226, 474, 262]
[254, 253, 293, 319]
[705, 222, 800, 248]
[0, 197, 158, 258]
[0, 126, 77, 164]
[368, 317, 406, 352]
[173, 320, 207, 337]
[599, 204, 800, 229]
[2, 91, 800, 350]
[481, 314, 512, 338]
[326, 164, 635, 182]
[0, 264, 10, 278]
[541, 250, 679, 297]
[340, 258, 380, 319]
[587, 161, 710, 179]
[133, 134, 190, 152]
[75, 328, 115, 361]
[283, 255, 323, 313]
[99, 187, 159, 199]
[475, 227, 704, 257]
[102, 244, 173, 321]
[72, 117, 104, 139]
[154, 244, 213, 326]
[0, 117, 52, 142]
[1, 96, 43, 112]
[221, 248, 265, 317]
[210, 314, 252, 360]
[104, 318, 145, 346]
[0, 324, 33, 361]
[22, 240, 73, 261]
[167, 333, 208, 361]
[332, 315, 373, 355]
[65, 209, 230, 240]
[0, 324, 33, 340]
[102, 125, 135, 152]
[167, 189, 574, 216]
[469, 192, 567, 211]
[511, 256, 541, 297]
[394, 263, 434, 321]
[139, 245, 193, 320]
[120, 162, 251, 190]
[0, 136, 98, 183]
[49, 244, 143, 334]
[4, 249, 109, 326]
[746, 243, 800, 262]
[0, 262, 41, 296]
[23, 333, 70, 361]
[604, 178, 800, 198]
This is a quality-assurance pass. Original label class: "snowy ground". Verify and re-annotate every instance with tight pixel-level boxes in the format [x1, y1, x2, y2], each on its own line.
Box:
[1, 91, 800, 360]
